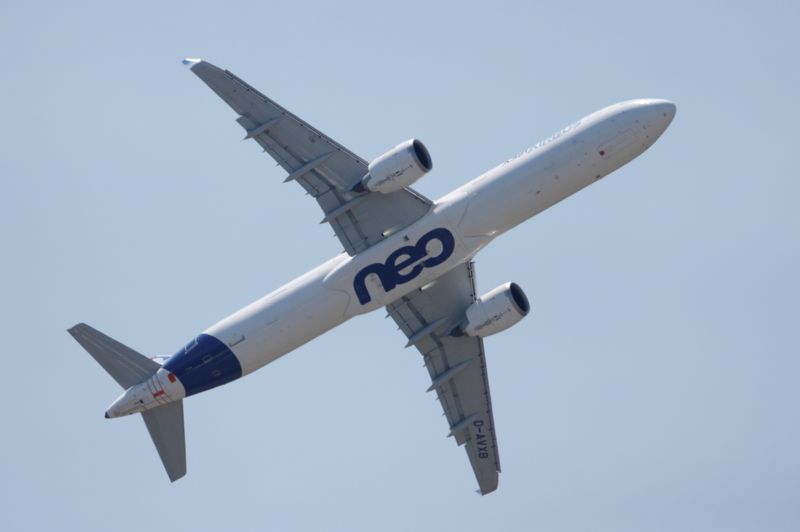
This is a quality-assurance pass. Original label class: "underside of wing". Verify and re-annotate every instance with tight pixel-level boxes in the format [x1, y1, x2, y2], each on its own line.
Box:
[386, 262, 501, 495]
[184, 59, 432, 255]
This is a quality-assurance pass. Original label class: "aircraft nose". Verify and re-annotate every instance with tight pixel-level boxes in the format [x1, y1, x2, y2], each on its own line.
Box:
[637, 99, 676, 138]
[653, 99, 676, 123]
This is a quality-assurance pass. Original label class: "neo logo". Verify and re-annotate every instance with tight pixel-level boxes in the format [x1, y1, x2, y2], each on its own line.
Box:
[354, 227, 455, 305]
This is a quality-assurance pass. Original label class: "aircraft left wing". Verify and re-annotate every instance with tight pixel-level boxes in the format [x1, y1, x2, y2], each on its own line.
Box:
[184, 59, 432, 255]
[386, 261, 501, 494]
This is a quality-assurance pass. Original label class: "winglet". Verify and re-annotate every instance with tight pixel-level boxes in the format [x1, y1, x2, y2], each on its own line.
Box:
[181, 57, 202, 68]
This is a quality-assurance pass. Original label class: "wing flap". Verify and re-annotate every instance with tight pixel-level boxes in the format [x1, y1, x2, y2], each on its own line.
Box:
[386, 262, 501, 494]
[185, 59, 432, 255]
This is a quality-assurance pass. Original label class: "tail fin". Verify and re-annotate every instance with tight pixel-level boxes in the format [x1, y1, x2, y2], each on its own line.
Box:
[68, 323, 187, 482]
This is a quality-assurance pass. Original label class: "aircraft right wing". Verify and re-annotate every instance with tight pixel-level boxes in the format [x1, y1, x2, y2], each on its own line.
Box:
[184, 59, 432, 256]
[386, 261, 501, 494]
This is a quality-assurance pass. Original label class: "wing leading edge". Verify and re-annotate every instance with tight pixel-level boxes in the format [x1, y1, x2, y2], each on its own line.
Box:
[184, 58, 432, 255]
[386, 262, 501, 495]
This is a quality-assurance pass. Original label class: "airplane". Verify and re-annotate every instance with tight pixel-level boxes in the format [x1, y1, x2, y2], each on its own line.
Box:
[69, 58, 675, 495]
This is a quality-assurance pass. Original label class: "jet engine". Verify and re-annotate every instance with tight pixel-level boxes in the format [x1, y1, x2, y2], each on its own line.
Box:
[457, 282, 530, 338]
[360, 139, 432, 194]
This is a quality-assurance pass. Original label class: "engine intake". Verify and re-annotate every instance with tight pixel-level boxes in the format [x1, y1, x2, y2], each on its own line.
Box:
[361, 139, 432, 194]
[458, 282, 530, 338]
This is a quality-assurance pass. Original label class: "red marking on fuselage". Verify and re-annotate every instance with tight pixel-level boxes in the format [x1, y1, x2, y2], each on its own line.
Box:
[152, 390, 165, 398]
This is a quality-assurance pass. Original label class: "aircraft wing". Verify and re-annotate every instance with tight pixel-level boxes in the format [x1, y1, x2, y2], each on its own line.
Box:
[184, 59, 432, 255]
[386, 261, 501, 494]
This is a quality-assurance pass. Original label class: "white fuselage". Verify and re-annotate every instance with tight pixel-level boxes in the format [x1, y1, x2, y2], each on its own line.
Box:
[107, 99, 675, 417]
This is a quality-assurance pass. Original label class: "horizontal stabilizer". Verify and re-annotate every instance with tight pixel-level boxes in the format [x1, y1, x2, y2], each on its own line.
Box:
[68, 323, 160, 389]
[142, 400, 187, 482]
[69, 323, 187, 482]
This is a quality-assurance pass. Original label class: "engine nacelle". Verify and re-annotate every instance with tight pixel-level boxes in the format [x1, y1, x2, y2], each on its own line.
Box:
[460, 282, 530, 338]
[362, 139, 432, 194]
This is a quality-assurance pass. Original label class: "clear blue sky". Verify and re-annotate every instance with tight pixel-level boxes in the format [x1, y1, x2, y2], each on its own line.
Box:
[2, 1, 798, 531]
